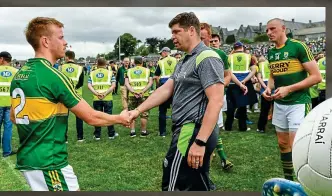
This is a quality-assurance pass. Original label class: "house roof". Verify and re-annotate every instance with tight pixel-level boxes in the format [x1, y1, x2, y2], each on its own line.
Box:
[293, 26, 326, 36]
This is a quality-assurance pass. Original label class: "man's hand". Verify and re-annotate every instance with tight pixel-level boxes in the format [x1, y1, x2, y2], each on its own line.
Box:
[118, 110, 131, 127]
[262, 87, 273, 101]
[187, 142, 205, 169]
[128, 109, 140, 122]
[240, 84, 248, 95]
[241, 79, 247, 85]
[134, 93, 141, 99]
[271, 86, 291, 100]
[97, 93, 105, 100]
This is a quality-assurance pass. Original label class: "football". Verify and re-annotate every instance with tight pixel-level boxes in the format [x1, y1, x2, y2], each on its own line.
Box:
[292, 98, 332, 196]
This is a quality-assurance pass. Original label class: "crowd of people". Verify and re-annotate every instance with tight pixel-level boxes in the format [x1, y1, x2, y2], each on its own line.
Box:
[0, 11, 326, 195]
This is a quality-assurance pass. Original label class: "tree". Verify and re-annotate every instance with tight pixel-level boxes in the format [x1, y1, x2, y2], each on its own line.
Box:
[240, 38, 253, 44]
[105, 51, 117, 60]
[225, 35, 236, 44]
[254, 34, 269, 42]
[78, 57, 85, 61]
[114, 33, 139, 58]
[165, 38, 175, 50]
[135, 45, 149, 56]
[145, 37, 159, 53]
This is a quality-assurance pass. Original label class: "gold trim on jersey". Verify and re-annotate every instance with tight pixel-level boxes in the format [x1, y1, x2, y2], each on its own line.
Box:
[11, 97, 68, 121]
[290, 39, 314, 61]
[41, 61, 81, 101]
[269, 59, 304, 76]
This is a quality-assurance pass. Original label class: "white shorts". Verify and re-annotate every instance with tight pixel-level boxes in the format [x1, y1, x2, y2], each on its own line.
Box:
[217, 95, 227, 127]
[272, 102, 311, 131]
[222, 95, 227, 112]
[22, 165, 79, 191]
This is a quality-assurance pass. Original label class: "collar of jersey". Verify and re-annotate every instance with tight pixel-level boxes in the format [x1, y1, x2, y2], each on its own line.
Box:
[186, 41, 204, 56]
[275, 38, 290, 49]
[28, 58, 52, 67]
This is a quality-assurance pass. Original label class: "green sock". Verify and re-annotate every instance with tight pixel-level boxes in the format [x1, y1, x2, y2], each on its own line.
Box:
[280, 152, 294, 181]
[216, 136, 227, 162]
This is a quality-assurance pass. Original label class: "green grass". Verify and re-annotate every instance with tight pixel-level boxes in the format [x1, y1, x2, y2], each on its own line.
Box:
[0, 77, 283, 191]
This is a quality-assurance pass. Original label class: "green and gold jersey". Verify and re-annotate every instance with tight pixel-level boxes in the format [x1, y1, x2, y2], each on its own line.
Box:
[268, 38, 314, 105]
[211, 47, 229, 70]
[10, 58, 81, 171]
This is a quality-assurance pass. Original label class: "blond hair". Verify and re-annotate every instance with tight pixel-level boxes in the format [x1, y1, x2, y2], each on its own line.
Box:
[25, 17, 64, 51]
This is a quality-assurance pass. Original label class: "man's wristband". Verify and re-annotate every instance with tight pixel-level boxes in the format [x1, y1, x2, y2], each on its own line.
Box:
[194, 138, 207, 147]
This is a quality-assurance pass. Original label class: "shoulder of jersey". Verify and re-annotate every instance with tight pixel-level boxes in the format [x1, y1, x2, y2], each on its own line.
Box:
[289, 39, 307, 47]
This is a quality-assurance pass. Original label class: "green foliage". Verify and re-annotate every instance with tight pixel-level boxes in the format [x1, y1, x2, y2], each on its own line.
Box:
[254, 34, 269, 42]
[226, 35, 236, 44]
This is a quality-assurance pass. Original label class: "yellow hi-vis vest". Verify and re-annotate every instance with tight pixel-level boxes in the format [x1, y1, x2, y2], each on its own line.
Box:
[0, 65, 18, 107]
[61, 63, 83, 96]
[127, 66, 150, 97]
[228, 53, 251, 74]
[259, 60, 270, 82]
[158, 56, 177, 79]
[90, 68, 114, 101]
[318, 57, 326, 90]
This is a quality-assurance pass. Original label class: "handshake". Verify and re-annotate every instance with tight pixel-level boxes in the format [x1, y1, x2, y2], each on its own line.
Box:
[116, 109, 141, 127]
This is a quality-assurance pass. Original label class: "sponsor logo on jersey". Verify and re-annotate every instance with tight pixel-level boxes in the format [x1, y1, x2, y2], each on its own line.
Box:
[275, 52, 281, 61]
[0, 71, 12, 77]
[269, 62, 290, 74]
[284, 52, 289, 59]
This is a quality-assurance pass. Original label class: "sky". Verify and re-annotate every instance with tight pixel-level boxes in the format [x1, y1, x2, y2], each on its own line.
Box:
[0, 7, 325, 60]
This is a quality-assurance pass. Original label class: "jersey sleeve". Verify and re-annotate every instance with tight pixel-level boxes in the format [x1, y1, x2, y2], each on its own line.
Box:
[50, 70, 81, 108]
[197, 57, 225, 89]
[297, 42, 315, 63]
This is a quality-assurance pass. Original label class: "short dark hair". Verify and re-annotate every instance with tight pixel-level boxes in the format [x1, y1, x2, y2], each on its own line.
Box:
[97, 58, 106, 66]
[211, 34, 221, 41]
[65, 50, 75, 59]
[134, 56, 143, 65]
[168, 12, 200, 35]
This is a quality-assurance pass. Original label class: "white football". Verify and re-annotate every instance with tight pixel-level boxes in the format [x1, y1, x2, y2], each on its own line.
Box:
[292, 98, 332, 196]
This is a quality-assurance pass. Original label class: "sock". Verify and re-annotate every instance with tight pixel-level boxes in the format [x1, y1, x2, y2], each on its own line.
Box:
[131, 129, 135, 133]
[215, 136, 227, 163]
[280, 152, 294, 181]
[141, 130, 146, 133]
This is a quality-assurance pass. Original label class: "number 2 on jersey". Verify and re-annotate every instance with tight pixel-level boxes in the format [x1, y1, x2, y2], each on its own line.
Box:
[12, 88, 30, 125]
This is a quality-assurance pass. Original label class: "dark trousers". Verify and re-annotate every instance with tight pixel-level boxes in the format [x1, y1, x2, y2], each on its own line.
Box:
[65, 115, 84, 140]
[257, 95, 273, 131]
[93, 100, 115, 137]
[76, 116, 84, 139]
[159, 97, 172, 135]
[225, 82, 257, 131]
[162, 123, 218, 191]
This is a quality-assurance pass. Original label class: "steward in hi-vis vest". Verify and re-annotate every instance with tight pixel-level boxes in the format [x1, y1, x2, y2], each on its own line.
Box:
[154, 47, 177, 137]
[61, 50, 85, 141]
[125, 56, 153, 138]
[88, 58, 118, 140]
[0, 51, 18, 157]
